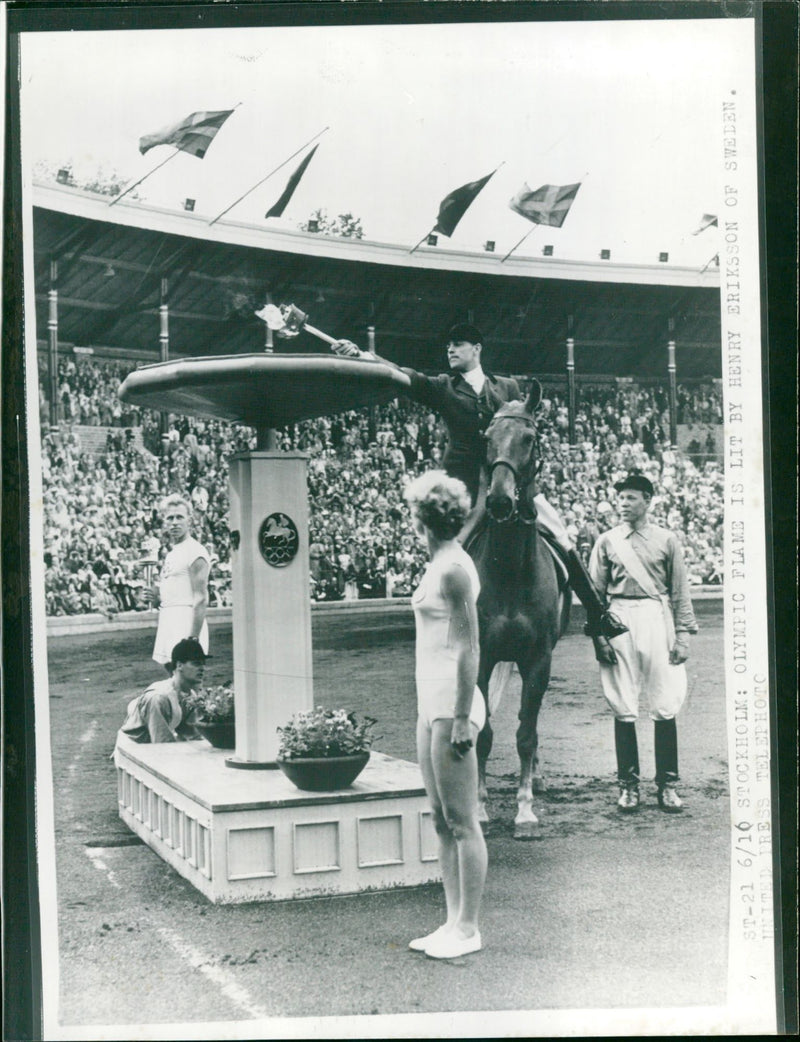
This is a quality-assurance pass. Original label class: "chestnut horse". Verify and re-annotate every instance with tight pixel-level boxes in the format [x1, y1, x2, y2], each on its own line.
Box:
[466, 380, 570, 838]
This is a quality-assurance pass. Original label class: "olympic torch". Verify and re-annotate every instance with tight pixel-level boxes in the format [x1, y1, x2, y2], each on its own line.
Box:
[140, 536, 160, 603]
[254, 303, 339, 348]
[254, 301, 411, 384]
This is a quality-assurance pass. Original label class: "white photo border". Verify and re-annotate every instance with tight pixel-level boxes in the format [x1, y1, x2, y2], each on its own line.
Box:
[3, 2, 794, 1038]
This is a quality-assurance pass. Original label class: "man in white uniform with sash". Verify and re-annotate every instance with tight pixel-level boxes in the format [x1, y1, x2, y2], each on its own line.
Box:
[149, 494, 211, 671]
[589, 473, 698, 813]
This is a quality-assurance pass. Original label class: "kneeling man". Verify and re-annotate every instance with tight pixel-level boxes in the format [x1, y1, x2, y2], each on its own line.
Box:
[119, 639, 207, 744]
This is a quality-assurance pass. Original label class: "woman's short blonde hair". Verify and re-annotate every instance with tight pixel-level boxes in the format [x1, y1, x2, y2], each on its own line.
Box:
[404, 470, 471, 540]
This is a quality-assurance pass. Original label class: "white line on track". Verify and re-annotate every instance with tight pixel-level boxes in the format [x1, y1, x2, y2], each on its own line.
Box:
[156, 926, 270, 1022]
[84, 847, 270, 1021]
[64, 719, 99, 819]
[85, 846, 122, 890]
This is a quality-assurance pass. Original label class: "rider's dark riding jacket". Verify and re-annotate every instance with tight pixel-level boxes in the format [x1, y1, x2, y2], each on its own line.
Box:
[403, 369, 523, 504]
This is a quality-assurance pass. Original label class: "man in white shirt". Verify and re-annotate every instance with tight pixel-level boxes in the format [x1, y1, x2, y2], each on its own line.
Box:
[148, 494, 211, 671]
[589, 473, 698, 813]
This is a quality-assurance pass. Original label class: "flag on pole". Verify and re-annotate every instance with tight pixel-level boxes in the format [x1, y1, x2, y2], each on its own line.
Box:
[691, 213, 718, 235]
[265, 145, 319, 219]
[433, 169, 496, 237]
[508, 182, 581, 227]
[139, 110, 235, 159]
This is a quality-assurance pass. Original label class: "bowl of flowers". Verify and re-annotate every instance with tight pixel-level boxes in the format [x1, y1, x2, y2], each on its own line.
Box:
[185, 683, 236, 749]
[276, 707, 378, 791]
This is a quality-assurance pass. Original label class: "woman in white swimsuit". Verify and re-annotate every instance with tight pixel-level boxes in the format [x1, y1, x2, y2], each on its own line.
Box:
[404, 470, 487, 960]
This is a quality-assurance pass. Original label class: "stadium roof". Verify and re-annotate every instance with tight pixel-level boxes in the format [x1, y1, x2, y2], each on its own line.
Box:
[32, 182, 722, 379]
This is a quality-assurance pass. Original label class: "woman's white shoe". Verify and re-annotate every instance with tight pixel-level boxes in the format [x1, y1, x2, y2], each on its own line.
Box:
[408, 924, 451, 952]
[424, 929, 482, 959]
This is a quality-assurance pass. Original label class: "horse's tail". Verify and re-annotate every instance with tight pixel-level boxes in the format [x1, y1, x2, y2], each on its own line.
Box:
[488, 661, 515, 716]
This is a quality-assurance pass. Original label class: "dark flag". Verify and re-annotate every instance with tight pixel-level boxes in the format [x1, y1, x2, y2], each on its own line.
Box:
[509, 182, 581, 228]
[265, 145, 319, 219]
[433, 169, 496, 237]
[139, 109, 234, 159]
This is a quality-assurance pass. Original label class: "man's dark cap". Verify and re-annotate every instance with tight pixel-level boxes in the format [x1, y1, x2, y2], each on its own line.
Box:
[447, 322, 483, 346]
[614, 473, 655, 497]
[171, 638, 211, 666]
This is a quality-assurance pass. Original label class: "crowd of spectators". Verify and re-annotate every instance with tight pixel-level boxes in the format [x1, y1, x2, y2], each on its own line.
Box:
[40, 356, 146, 429]
[675, 383, 724, 425]
[39, 356, 724, 616]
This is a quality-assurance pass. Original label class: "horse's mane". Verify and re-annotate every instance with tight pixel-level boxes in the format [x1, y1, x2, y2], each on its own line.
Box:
[494, 400, 530, 418]
[487, 399, 538, 430]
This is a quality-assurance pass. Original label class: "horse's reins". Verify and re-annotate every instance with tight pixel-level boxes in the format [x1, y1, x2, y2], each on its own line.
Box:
[485, 412, 543, 525]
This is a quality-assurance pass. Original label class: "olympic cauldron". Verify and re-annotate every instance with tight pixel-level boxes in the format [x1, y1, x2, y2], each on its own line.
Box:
[114, 350, 437, 903]
[119, 351, 410, 766]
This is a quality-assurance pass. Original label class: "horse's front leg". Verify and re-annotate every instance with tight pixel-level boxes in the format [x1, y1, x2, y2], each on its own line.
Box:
[514, 652, 552, 840]
[475, 656, 494, 823]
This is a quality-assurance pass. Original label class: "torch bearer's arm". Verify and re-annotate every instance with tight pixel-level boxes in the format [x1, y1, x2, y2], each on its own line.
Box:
[255, 302, 411, 386]
[330, 339, 412, 387]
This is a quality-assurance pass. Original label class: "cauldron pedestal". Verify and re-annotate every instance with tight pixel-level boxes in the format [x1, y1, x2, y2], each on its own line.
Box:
[226, 451, 313, 767]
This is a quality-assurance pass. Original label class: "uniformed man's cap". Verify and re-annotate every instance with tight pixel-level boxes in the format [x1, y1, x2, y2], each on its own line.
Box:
[614, 473, 655, 497]
[171, 638, 211, 666]
[447, 322, 483, 346]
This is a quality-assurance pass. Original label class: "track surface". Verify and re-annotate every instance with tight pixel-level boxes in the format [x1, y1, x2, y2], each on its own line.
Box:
[44, 602, 729, 1030]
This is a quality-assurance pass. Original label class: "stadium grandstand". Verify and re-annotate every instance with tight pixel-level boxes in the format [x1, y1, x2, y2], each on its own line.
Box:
[32, 181, 724, 616]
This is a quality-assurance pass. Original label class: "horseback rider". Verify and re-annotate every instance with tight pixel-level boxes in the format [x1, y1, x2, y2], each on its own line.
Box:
[331, 323, 626, 658]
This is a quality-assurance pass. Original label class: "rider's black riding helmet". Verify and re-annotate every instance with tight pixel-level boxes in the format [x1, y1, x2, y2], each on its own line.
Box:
[447, 322, 483, 346]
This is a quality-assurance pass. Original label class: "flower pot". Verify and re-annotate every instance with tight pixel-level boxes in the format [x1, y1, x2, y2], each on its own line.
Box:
[196, 720, 236, 750]
[276, 751, 370, 792]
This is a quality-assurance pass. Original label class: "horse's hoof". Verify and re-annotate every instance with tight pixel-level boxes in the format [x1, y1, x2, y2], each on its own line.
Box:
[513, 808, 539, 840]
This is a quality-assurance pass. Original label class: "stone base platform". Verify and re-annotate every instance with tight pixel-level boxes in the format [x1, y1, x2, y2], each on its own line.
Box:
[114, 736, 440, 903]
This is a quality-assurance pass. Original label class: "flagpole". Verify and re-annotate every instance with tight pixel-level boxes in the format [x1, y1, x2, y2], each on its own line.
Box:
[109, 150, 181, 207]
[409, 227, 435, 256]
[501, 225, 537, 263]
[208, 126, 330, 227]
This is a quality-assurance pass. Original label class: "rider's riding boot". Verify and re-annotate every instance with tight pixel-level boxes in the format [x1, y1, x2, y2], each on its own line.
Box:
[563, 549, 628, 639]
[654, 718, 683, 812]
[615, 719, 640, 812]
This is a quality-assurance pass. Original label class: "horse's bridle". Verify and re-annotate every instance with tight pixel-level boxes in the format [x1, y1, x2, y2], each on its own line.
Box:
[485, 412, 543, 525]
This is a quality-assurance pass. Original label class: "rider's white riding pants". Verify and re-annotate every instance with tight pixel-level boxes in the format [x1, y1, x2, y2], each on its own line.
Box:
[532, 494, 572, 551]
[597, 598, 688, 721]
